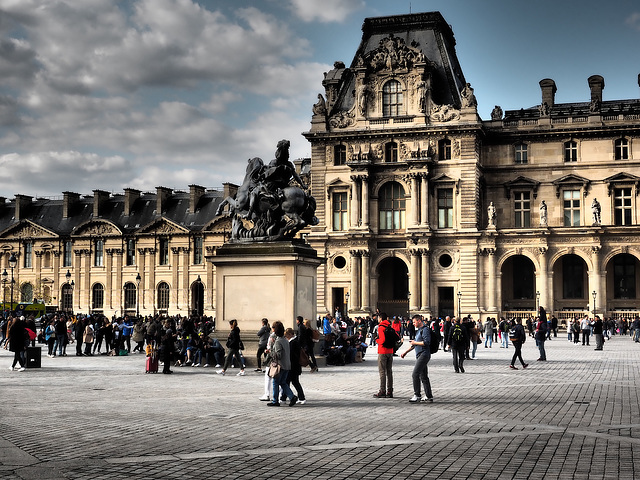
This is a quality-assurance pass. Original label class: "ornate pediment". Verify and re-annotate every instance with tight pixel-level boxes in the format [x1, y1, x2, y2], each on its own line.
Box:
[552, 174, 591, 198]
[0, 220, 57, 239]
[356, 34, 427, 74]
[604, 172, 640, 196]
[139, 217, 189, 235]
[73, 220, 122, 237]
[504, 176, 541, 199]
[203, 216, 232, 233]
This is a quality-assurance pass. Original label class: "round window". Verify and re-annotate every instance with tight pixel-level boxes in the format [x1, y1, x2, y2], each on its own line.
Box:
[439, 253, 453, 268]
[333, 256, 346, 269]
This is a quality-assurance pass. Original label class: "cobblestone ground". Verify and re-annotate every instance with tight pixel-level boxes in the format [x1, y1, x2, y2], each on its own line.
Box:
[1, 334, 639, 479]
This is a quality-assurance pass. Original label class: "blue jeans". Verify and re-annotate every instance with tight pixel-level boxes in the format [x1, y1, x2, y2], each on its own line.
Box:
[501, 333, 509, 348]
[272, 369, 294, 403]
[412, 352, 432, 398]
[55, 334, 65, 356]
[485, 335, 492, 347]
[537, 339, 546, 360]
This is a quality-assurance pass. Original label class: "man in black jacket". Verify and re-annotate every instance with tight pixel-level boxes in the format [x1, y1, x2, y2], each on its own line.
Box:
[446, 317, 468, 373]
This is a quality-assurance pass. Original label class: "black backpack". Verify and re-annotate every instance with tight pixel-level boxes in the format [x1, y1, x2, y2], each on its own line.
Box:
[429, 326, 441, 354]
[451, 324, 463, 343]
[382, 325, 401, 349]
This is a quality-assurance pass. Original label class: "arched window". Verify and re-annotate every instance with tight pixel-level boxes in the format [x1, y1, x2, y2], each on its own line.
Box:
[20, 283, 33, 303]
[157, 282, 170, 310]
[92, 283, 104, 310]
[379, 182, 406, 231]
[385, 141, 398, 162]
[123, 282, 137, 310]
[615, 138, 629, 160]
[382, 80, 403, 117]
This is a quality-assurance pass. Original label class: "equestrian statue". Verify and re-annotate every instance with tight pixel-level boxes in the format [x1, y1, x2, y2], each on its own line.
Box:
[215, 140, 318, 241]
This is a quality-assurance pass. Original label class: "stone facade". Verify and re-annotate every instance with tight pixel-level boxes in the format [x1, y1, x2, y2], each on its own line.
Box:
[303, 12, 640, 323]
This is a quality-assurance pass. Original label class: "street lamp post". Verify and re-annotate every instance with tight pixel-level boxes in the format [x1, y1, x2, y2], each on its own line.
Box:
[407, 291, 411, 317]
[195, 275, 202, 317]
[592, 290, 597, 316]
[65, 269, 74, 314]
[457, 291, 462, 319]
[8, 253, 17, 315]
[136, 273, 141, 318]
[2, 270, 7, 318]
[344, 292, 349, 321]
[536, 291, 540, 313]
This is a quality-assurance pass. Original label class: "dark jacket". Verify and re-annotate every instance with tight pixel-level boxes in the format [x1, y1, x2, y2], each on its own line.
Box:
[447, 322, 469, 348]
[288, 336, 302, 376]
[226, 326, 242, 350]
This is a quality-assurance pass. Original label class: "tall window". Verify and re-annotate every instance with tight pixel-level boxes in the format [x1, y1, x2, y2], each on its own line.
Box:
[126, 239, 136, 266]
[437, 188, 454, 228]
[193, 237, 203, 264]
[614, 254, 636, 299]
[159, 238, 169, 265]
[382, 80, 403, 117]
[614, 188, 632, 225]
[123, 283, 137, 310]
[92, 283, 104, 310]
[332, 192, 348, 231]
[385, 141, 398, 163]
[438, 139, 452, 160]
[157, 282, 170, 310]
[514, 192, 531, 227]
[563, 255, 584, 299]
[379, 182, 406, 231]
[62, 284, 73, 312]
[23, 241, 32, 268]
[94, 239, 104, 267]
[20, 283, 33, 302]
[563, 190, 580, 226]
[63, 240, 72, 267]
[615, 138, 629, 160]
[515, 143, 528, 164]
[564, 141, 578, 162]
[334, 144, 346, 166]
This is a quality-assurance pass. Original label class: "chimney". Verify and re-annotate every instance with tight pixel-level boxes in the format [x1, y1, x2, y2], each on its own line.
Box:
[189, 184, 205, 214]
[93, 190, 110, 218]
[123, 188, 140, 216]
[14, 194, 32, 221]
[62, 191, 80, 219]
[539, 79, 557, 107]
[156, 186, 172, 215]
[588, 75, 605, 104]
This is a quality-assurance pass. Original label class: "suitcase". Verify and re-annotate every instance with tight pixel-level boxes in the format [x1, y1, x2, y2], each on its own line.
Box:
[146, 355, 159, 373]
[26, 346, 42, 368]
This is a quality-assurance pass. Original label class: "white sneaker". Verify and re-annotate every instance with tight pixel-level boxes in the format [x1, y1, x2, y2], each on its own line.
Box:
[421, 396, 433, 403]
[237, 370, 246, 376]
[409, 395, 420, 403]
[8, 366, 13, 371]
[195, 363, 201, 367]
[214, 364, 221, 368]
[298, 400, 306, 405]
[202, 364, 209, 368]
[18, 367, 25, 372]
[216, 369, 225, 375]
[258, 394, 270, 401]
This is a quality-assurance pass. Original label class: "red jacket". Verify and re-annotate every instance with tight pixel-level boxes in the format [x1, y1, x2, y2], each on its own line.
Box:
[376, 319, 394, 354]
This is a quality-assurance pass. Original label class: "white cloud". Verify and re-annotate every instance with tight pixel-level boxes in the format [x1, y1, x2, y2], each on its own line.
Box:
[625, 12, 640, 31]
[287, 0, 364, 23]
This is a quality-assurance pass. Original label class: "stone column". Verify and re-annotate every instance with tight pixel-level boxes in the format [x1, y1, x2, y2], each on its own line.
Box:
[410, 249, 420, 311]
[420, 249, 430, 312]
[420, 174, 429, 227]
[487, 248, 497, 312]
[410, 174, 419, 227]
[350, 176, 360, 228]
[147, 248, 156, 313]
[537, 247, 549, 312]
[590, 246, 603, 314]
[137, 248, 146, 312]
[349, 250, 361, 311]
[182, 247, 191, 312]
[361, 251, 371, 313]
[361, 176, 370, 228]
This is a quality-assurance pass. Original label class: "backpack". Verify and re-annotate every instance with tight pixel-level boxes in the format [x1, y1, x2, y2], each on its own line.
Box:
[382, 325, 401, 349]
[508, 326, 520, 343]
[451, 324, 463, 343]
[429, 326, 441, 354]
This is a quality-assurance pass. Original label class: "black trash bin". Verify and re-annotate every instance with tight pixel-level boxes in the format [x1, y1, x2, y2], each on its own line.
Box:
[26, 346, 41, 368]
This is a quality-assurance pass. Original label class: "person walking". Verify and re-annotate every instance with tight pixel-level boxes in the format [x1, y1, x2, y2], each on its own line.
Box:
[217, 319, 245, 376]
[373, 313, 394, 398]
[255, 318, 270, 372]
[266, 321, 297, 407]
[536, 307, 548, 361]
[284, 327, 306, 405]
[446, 317, 468, 373]
[509, 318, 528, 370]
[400, 315, 434, 403]
[7, 316, 27, 371]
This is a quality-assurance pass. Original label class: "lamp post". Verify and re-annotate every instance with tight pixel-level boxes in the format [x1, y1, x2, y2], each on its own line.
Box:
[344, 291, 349, 320]
[8, 253, 17, 315]
[536, 291, 540, 313]
[457, 290, 462, 319]
[135, 273, 141, 318]
[2, 270, 7, 318]
[592, 290, 597, 316]
[195, 275, 202, 317]
[65, 269, 74, 314]
[407, 291, 411, 317]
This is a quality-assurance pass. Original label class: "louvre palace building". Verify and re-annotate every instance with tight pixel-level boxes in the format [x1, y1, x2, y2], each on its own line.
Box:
[2, 11, 640, 324]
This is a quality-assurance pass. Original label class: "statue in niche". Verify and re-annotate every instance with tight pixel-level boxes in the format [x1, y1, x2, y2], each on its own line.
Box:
[539, 200, 548, 226]
[487, 202, 496, 227]
[215, 140, 318, 241]
[591, 198, 601, 225]
[416, 80, 428, 113]
[357, 84, 370, 116]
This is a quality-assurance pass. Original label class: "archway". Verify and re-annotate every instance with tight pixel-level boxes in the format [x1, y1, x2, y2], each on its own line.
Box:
[552, 254, 588, 311]
[191, 279, 204, 317]
[501, 255, 536, 311]
[606, 253, 640, 312]
[376, 257, 408, 317]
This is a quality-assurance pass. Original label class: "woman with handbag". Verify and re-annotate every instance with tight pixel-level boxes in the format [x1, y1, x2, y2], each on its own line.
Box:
[217, 319, 245, 376]
[266, 321, 297, 407]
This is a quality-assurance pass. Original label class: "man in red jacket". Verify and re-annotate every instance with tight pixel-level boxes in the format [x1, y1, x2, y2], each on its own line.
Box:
[374, 313, 394, 398]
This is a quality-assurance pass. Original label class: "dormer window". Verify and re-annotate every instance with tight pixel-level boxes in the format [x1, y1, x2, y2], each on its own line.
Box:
[382, 80, 403, 117]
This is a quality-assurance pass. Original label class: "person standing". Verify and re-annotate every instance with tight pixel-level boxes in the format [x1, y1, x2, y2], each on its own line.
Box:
[267, 321, 297, 407]
[483, 318, 493, 348]
[536, 307, 548, 361]
[83, 319, 95, 356]
[7, 316, 27, 371]
[442, 316, 452, 352]
[509, 318, 528, 370]
[400, 315, 434, 403]
[447, 317, 468, 373]
[374, 313, 394, 398]
[217, 319, 245, 376]
[593, 316, 604, 350]
[255, 318, 270, 372]
[299, 317, 318, 372]
[161, 327, 175, 374]
[581, 315, 591, 346]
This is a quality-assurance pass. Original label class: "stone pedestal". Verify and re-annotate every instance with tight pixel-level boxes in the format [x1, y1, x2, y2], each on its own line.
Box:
[208, 240, 324, 355]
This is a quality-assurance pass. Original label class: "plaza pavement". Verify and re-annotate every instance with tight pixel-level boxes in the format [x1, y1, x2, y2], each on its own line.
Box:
[0, 333, 639, 480]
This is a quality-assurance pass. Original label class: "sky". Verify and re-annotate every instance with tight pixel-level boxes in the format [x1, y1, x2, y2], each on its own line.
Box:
[1, 0, 640, 198]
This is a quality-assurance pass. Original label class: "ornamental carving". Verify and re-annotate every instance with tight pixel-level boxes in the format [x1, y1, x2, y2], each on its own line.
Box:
[356, 34, 426, 73]
[80, 224, 117, 236]
[7, 224, 50, 239]
[430, 104, 460, 122]
[329, 110, 355, 129]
